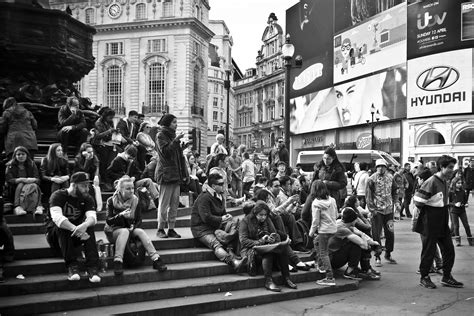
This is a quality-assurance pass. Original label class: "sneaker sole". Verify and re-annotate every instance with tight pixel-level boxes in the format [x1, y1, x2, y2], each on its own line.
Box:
[343, 275, 363, 281]
[316, 282, 336, 286]
[440, 281, 463, 288]
[419, 283, 436, 289]
[68, 274, 80, 281]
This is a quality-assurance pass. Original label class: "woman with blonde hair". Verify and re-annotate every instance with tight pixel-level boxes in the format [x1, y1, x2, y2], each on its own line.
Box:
[105, 176, 167, 275]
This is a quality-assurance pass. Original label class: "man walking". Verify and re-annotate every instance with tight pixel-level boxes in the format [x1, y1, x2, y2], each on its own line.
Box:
[414, 155, 463, 289]
[463, 159, 474, 203]
[228, 148, 243, 198]
[366, 159, 399, 266]
[400, 162, 416, 218]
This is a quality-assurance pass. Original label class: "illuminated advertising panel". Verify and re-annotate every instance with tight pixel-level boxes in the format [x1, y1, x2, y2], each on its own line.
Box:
[333, 2, 407, 84]
[407, 0, 474, 59]
[286, 0, 334, 98]
[290, 64, 407, 134]
[407, 48, 473, 118]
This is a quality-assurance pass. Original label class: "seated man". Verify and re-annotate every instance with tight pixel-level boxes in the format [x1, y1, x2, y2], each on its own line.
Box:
[49, 172, 101, 283]
[328, 208, 380, 281]
[57, 97, 89, 155]
[191, 173, 246, 272]
[266, 177, 306, 252]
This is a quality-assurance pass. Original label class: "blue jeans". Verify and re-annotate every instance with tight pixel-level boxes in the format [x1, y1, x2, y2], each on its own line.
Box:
[317, 233, 334, 278]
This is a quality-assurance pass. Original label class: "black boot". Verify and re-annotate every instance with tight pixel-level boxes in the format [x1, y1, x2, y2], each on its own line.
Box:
[225, 255, 247, 273]
[467, 237, 474, 246]
[265, 277, 281, 292]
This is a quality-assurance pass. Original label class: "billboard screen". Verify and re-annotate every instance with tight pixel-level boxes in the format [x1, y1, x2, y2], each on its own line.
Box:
[286, 0, 334, 98]
[407, 48, 473, 118]
[333, 2, 407, 84]
[407, 0, 474, 59]
[334, 0, 406, 34]
[290, 64, 407, 134]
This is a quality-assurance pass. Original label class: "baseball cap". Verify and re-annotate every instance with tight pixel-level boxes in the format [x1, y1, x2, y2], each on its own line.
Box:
[375, 159, 387, 168]
[70, 172, 92, 184]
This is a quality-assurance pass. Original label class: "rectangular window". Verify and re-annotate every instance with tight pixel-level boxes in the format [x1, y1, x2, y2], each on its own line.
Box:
[220, 98, 223, 108]
[213, 97, 218, 107]
[213, 111, 218, 121]
[163, 0, 174, 17]
[269, 85, 275, 99]
[106, 65, 123, 111]
[85, 8, 95, 24]
[73, 80, 82, 94]
[106, 42, 124, 56]
[147, 39, 166, 53]
[213, 125, 218, 132]
[214, 70, 219, 78]
[148, 63, 166, 113]
[258, 107, 263, 122]
[220, 112, 223, 122]
[213, 83, 219, 93]
[193, 41, 201, 56]
[136, 3, 146, 20]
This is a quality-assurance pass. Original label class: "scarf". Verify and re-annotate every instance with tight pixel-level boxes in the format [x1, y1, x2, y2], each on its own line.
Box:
[111, 190, 138, 219]
[161, 126, 176, 140]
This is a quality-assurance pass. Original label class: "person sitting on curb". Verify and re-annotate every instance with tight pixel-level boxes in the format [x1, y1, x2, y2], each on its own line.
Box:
[190, 173, 246, 273]
[57, 96, 89, 155]
[328, 208, 380, 281]
[105, 176, 167, 276]
[239, 201, 297, 292]
[49, 172, 101, 283]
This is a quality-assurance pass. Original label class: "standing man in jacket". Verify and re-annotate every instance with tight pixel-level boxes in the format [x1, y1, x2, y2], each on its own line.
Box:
[414, 155, 463, 289]
[366, 159, 399, 267]
[155, 114, 189, 239]
[400, 162, 416, 218]
[268, 137, 289, 170]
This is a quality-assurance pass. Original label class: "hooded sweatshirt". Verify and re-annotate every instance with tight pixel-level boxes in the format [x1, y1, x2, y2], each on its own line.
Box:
[309, 196, 338, 235]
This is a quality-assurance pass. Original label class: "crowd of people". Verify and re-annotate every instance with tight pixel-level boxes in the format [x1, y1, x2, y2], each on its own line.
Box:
[0, 98, 471, 293]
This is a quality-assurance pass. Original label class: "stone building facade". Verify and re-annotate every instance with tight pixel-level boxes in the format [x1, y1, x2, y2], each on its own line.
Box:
[49, 0, 213, 156]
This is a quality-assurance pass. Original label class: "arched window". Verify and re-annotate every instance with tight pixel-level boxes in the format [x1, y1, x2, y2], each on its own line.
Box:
[193, 66, 200, 108]
[163, 0, 174, 17]
[136, 3, 146, 20]
[455, 128, 474, 144]
[85, 8, 95, 24]
[106, 65, 123, 112]
[418, 130, 445, 145]
[195, 5, 200, 20]
[147, 63, 166, 114]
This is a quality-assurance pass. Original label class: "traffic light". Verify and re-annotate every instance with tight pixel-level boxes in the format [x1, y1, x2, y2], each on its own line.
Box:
[187, 128, 197, 150]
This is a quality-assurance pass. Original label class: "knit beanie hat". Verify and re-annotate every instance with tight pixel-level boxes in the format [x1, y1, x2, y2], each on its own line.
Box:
[341, 207, 358, 223]
[158, 113, 176, 127]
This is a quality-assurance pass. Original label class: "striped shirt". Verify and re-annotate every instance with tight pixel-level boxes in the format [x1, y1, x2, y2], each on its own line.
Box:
[414, 175, 448, 208]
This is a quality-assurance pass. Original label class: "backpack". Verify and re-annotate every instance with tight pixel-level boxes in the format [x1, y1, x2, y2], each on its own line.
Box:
[123, 233, 146, 267]
[295, 219, 313, 250]
[19, 183, 40, 213]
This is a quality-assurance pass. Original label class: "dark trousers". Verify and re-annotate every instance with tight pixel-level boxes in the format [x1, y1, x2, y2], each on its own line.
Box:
[58, 128, 89, 154]
[372, 212, 395, 255]
[260, 250, 290, 278]
[280, 212, 303, 246]
[450, 211, 472, 237]
[0, 218, 15, 262]
[57, 226, 99, 269]
[419, 233, 455, 278]
[94, 145, 117, 185]
[400, 192, 413, 217]
[330, 241, 361, 269]
[243, 181, 253, 199]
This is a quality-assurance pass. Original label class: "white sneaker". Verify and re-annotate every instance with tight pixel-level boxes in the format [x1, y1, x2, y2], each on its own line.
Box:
[14, 206, 27, 216]
[34, 206, 44, 215]
[89, 274, 101, 283]
[316, 277, 336, 286]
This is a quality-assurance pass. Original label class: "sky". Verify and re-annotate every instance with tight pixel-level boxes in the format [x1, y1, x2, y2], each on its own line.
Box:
[209, 0, 299, 72]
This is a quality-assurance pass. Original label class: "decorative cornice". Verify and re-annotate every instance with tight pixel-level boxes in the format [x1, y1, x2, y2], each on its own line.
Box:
[95, 18, 214, 41]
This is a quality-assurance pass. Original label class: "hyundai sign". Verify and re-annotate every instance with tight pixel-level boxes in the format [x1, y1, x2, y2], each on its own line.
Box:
[407, 49, 473, 118]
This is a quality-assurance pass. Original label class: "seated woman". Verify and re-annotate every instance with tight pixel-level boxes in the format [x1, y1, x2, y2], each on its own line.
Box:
[74, 143, 102, 212]
[186, 154, 203, 200]
[136, 122, 157, 171]
[5, 146, 43, 215]
[239, 201, 297, 292]
[104, 176, 167, 275]
[40, 143, 70, 196]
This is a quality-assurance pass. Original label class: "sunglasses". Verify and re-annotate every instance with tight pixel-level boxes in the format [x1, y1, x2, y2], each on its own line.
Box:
[215, 182, 225, 186]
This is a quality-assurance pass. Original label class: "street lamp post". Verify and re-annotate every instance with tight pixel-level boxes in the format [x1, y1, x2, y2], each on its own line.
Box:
[224, 69, 231, 151]
[366, 103, 380, 150]
[281, 34, 295, 153]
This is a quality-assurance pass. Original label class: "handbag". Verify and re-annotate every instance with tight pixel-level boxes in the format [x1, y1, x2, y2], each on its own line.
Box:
[253, 239, 290, 255]
[123, 231, 146, 268]
[411, 206, 423, 233]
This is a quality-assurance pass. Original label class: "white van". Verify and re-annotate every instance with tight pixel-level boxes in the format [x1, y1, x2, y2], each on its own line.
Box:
[296, 149, 400, 173]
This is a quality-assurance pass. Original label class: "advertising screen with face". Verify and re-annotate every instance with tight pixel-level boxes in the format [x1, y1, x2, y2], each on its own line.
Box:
[286, 0, 334, 98]
[333, 2, 407, 84]
[290, 64, 407, 134]
[407, 0, 474, 59]
[407, 48, 473, 118]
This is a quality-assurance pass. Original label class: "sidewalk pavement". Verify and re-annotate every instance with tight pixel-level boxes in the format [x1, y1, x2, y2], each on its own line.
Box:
[203, 205, 474, 316]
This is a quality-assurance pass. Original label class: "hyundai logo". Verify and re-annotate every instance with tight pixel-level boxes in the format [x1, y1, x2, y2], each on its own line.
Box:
[416, 66, 459, 91]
